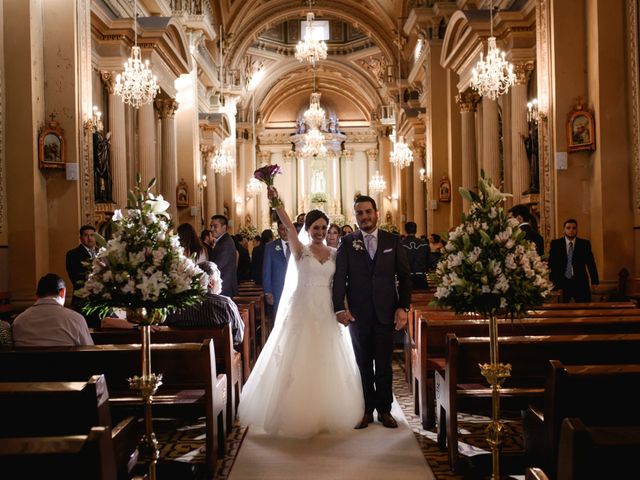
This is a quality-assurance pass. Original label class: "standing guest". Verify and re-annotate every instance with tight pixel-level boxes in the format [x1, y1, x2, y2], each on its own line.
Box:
[549, 219, 599, 302]
[509, 204, 544, 256]
[200, 229, 215, 260]
[234, 234, 252, 282]
[263, 219, 290, 321]
[210, 215, 239, 297]
[426, 234, 444, 272]
[12, 274, 94, 347]
[341, 224, 354, 236]
[251, 235, 264, 285]
[326, 223, 341, 248]
[166, 262, 245, 348]
[296, 213, 306, 225]
[293, 222, 303, 234]
[401, 221, 430, 290]
[178, 223, 208, 263]
[66, 224, 99, 327]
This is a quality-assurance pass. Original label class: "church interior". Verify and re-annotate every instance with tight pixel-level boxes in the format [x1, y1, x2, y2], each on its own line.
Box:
[2, 0, 640, 479]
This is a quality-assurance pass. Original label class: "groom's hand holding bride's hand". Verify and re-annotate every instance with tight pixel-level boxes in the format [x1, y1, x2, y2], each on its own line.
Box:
[336, 310, 353, 326]
[394, 308, 409, 331]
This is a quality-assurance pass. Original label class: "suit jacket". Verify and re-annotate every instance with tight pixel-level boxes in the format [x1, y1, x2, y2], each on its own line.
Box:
[262, 239, 289, 313]
[251, 244, 265, 285]
[332, 229, 411, 325]
[65, 244, 92, 293]
[211, 233, 239, 297]
[548, 237, 599, 290]
[520, 223, 544, 256]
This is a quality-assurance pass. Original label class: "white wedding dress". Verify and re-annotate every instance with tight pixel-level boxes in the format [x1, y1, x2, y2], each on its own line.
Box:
[238, 245, 364, 438]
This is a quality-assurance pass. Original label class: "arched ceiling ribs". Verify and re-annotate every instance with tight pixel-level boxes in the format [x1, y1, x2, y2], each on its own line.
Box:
[222, 1, 398, 70]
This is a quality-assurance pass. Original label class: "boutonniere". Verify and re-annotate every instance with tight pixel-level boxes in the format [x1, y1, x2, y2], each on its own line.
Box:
[275, 245, 282, 251]
[352, 239, 365, 252]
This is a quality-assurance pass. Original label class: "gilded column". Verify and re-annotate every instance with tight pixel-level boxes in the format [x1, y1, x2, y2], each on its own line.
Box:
[101, 72, 127, 208]
[457, 90, 481, 210]
[511, 62, 534, 204]
[137, 102, 156, 187]
[155, 98, 179, 221]
[482, 96, 501, 186]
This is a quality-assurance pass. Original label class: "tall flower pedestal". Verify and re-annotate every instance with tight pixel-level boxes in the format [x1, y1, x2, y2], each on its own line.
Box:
[127, 308, 166, 480]
[479, 315, 511, 480]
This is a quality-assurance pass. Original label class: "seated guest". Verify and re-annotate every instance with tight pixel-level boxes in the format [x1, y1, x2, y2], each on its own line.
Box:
[178, 223, 208, 263]
[12, 273, 94, 347]
[166, 261, 245, 348]
[0, 319, 12, 347]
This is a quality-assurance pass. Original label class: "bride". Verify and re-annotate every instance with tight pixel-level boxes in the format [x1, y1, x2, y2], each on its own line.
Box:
[237, 187, 364, 437]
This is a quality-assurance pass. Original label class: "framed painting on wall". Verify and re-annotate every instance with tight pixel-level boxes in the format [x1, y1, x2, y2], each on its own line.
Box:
[38, 116, 65, 169]
[176, 179, 189, 207]
[438, 176, 451, 202]
[567, 101, 595, 152]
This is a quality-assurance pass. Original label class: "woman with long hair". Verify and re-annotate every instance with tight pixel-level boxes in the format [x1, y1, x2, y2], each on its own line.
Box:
[177, 223, 208, 263]
[326, 223, 341, 248]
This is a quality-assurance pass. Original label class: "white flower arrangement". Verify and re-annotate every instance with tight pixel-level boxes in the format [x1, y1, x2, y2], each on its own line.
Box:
[432, 171, 553, 318]
[238, 224, 259, 240]
[76, 176, 208, 320]
[352, 239, 365, 252]
[379, 222, 400, 234]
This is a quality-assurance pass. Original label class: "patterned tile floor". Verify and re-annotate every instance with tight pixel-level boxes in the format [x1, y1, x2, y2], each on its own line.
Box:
[154, 354, 525, 480]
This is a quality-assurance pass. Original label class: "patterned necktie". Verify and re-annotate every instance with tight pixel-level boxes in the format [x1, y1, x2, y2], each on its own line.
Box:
[365, 234, 376, 260]
[565, 241, 574, 279]
[284, 241, 290, 260]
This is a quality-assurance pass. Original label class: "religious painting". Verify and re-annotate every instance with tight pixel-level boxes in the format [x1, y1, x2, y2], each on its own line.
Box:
[38, 116, 65, 169]
[176, 179, 189, 207]
[438, 176, 451, 203]
[567, 101, 595, 152]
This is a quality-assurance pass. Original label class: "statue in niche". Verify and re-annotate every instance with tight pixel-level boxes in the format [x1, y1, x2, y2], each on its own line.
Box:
[311, 169, 326, 194]
[522, 122, 540, 194]
[93, 131, 113, 203]
[296, 118, 306, 134]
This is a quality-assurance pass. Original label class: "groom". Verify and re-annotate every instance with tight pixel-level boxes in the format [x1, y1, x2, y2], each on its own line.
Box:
[333, 195, 412, 429]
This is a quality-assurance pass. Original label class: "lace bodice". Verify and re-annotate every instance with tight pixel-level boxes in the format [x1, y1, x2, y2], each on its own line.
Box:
[295, 246, 336, 288]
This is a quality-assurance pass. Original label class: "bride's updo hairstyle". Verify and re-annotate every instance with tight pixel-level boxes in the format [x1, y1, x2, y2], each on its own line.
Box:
[304, 209, 330, 231]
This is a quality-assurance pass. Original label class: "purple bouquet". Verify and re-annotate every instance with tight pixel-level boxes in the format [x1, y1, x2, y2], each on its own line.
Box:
[254, 164, 283, 208]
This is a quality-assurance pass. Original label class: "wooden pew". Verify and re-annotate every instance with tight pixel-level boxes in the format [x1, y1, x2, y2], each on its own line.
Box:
[0, 340, 226, 475]
[91, 324, 241, 432]
[523, 361, 640, 474]
[235, 293, 267, 350]
[435, 332, 640, 470]
[556, 418, 640, 480]
[526, 468, 550, 480]
[412, 313, 640, 429]
[0, 426, 117, 479]
[0, 375, 138, 479]
[233, 298, 258, 370]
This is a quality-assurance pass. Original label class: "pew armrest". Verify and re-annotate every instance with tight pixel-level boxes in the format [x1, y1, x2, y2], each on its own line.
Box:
[523, 404, 546, 467]
[111, 416, 140, 477]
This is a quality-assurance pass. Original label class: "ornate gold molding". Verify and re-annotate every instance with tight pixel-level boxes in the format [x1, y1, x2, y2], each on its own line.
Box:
[100, 71, 116, 95]
[513, 61, 535, 85]
[455, 90, 481, 113]
[154, 98, 179, 119]
[365, 149, 378, 163]
[627, 0, 640, 218]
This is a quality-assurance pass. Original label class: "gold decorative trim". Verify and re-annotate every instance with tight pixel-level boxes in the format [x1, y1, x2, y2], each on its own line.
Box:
[456, 90, 481, 113]
[513, 61, 535, 86]
[627, 0, 640, 218]
[0, 72, 5, 238]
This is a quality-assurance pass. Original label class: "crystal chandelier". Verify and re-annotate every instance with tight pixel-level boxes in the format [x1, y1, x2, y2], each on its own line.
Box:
[389, 129, 414, 169]
[246, 177, 263, 197]
[369, 170, 386, 194]
[295, 11, 328, 66]
[303, 92, 325, 129]
[210, 138, 235, 176]
[301, 128, 327, 157]
[470, 0, 516, 100]
[114, 0, 160, 108]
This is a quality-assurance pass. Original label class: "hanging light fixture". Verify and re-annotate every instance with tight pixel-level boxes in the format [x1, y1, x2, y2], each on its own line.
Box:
[369, 170, 387, 194]
[295, 2, 328, 66]
[114, 0, 160, 108]
[210, 138, 235, 176]
[246, 177, 263, 197]
[302, 128, 327, 157]
[471, 0, 516, 100]
[388, 21, 413, 170]
[303, 92, 325, 129]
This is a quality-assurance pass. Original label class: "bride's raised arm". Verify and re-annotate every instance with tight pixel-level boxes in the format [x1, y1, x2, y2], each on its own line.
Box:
[267, 186, 304, 259]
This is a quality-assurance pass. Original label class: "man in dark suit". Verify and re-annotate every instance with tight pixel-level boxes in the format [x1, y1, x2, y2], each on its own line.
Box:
[509, 204, 544, 256]
[210, 215, 238, 297]
[333, 195, 412, 429]
[401, 221, 430, 290]
[262, 220, 290, 322]
[65, 224, 98, 326]
[549, 218, 599, 302]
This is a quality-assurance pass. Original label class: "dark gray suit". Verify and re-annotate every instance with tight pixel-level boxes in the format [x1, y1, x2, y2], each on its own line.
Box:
[333, 229, 411, 414]
[211, 233, 238, 297]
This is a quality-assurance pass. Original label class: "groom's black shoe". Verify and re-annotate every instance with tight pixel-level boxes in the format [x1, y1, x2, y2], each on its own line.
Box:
[378, 412, 398, 428]
[355, 413, 374, 429]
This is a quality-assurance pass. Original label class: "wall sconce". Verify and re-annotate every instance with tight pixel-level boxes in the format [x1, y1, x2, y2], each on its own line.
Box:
[92, 106, 103, 133]
[527, 98, 539, 125]
[234, 196, 243, 204]
[197, 174, 207, 190]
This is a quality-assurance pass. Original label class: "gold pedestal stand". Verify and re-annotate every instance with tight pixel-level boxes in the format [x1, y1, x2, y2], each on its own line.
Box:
[478, 314, 511, 480]
[127, 309, 165, 480]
